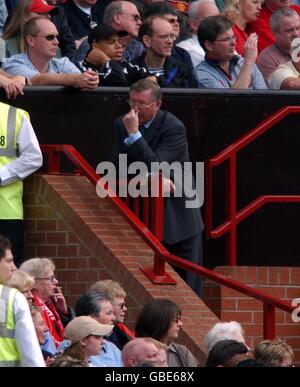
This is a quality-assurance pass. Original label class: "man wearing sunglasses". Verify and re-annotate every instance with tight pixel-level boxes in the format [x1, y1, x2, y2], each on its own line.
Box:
[2, 16, 99, 90]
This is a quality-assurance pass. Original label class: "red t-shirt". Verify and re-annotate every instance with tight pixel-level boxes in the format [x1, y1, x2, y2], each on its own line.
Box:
[247, 4, 300, 53]
[233, 25, 248, 56]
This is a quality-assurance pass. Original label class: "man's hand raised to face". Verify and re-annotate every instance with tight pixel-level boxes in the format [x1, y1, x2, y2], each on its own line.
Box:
[123, 108, 139, 136]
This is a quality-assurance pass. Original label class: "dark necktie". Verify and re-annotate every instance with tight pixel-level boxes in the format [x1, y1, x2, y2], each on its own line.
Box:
[139, 126, 146, 136]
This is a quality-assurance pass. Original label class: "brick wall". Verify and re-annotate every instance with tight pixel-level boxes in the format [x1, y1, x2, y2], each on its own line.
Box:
[203, 267, 300, 365]
[24, 174, 220, 366]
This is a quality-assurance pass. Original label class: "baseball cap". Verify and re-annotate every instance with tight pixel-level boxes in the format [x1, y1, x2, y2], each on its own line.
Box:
[64, 316, 113, 344]
[30, 0, 56, 14]
[88, 24, 128, 46]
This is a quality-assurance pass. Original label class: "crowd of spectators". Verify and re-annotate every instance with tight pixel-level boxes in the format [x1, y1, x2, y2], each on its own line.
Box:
[0, 236, 296, 367]
[1, 0, 300, 93]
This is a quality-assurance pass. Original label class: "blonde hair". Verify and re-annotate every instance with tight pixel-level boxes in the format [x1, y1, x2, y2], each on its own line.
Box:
[3, 0, 33, 53]
[222, 0, 239, 23]
[6, 270, 35, 291]
[20, 257, 55, 278]
[89, 280, 126, 299]
[254, 339, 294, 366]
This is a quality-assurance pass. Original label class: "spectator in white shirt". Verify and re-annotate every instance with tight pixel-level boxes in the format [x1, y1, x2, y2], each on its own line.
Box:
[177, 0, 219, 68]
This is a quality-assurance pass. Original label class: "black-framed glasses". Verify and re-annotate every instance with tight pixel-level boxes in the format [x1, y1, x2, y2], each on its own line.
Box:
[115, 302, 126, 309]
[36, 275, 57, 283]
[119, 12, 141, 22]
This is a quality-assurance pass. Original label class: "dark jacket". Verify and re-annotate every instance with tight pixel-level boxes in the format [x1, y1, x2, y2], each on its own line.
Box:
[105, 323, 134, 350]
[84, 57, 150, 86]
[63, 0, 102, 40]
[131, 54, 197, 88]
[50, 6, 76, 61]
[112, 109, 203, 244]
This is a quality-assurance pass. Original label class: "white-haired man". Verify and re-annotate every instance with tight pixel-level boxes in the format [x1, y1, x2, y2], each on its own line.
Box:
[177, 0, 219, 67]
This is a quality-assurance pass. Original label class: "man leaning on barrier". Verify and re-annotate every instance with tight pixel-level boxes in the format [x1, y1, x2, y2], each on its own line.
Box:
[111, 79, 204, 296]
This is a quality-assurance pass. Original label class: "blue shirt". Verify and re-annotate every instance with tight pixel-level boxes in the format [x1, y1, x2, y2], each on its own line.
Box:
[57, 338, 123, 367]
[41, 331, 57, 355]
[2, 52, 80, 79]
[195, 55, 267, 89]
[124, 118, 154, 147]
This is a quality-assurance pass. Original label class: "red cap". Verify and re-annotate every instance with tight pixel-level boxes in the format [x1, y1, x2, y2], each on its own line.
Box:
[30, 0, 56, 13]
[167, 0, 189, 14]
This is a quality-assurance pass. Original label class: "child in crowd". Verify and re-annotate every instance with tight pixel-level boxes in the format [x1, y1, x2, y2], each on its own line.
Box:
[82, 24, 153, 87]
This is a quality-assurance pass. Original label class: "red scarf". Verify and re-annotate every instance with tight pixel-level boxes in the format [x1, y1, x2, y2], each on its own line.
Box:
[33, 293, 64, 347]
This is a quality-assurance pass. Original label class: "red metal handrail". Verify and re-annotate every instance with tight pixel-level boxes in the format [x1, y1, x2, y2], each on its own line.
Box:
[205, 106, 300, 265]
[40, 144, 296, 339]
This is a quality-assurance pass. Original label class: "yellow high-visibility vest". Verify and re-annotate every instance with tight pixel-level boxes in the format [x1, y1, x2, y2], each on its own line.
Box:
[0, 102, 29, 219]
[0, 284, 21, 367]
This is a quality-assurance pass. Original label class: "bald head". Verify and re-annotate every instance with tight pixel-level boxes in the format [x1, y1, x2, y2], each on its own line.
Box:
[189, 0, 219, 34]
[122, 338, 161, 367]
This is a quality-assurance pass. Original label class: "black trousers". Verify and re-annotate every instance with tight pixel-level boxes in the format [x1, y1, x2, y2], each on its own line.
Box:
[0, 220, 24, 267]
[164, 233, 203, 297]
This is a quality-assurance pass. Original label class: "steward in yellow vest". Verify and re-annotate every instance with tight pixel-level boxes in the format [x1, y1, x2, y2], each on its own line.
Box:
[0, 234, 45, 366]
[0, 102, 42, 266]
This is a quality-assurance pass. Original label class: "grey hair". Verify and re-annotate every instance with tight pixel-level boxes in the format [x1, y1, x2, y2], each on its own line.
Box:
[75, 291, 112, 317]
[122, 337, 157, 367]
[103, 1, 125, 25]
[270, 7, 299, 34]
[20, 257, 55, 278]
[204, 321, 245, 353]
[189, 0, 217, 19]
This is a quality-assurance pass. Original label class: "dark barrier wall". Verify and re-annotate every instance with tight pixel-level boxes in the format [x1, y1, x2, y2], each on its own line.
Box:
[2, 87, 300, 268]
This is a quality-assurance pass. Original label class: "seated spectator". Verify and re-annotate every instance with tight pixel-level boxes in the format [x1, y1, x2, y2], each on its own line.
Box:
[3, 0, 76, 61]
[135, 298, 198, 367]
[254, 338, 295, 367]
[122, 337, 166, 367]
[63, 0, 103, 43]
[257, 8, 300, 83]
[143, 2, 194, 69]
[132, 15, 197, 87]
[247, 0, 300, 52]
[204, 320, 248, 353]
[74, 291, 123, 366]
[83, 24, 150, 86]
[269, 36, 300, 88]
[30, 305, 57, 365]
[223, 0, 262, 56]
[63, 315, 113, 366]
[74, 0, 144, 66]
[205, 339, 248, 367]
[0, 68, 26, 98]
[2, 16, 98, 88]
[7, 269, 57, 357]
[6, 269, 34, 304]
[89, 279, 134, 350]
[177, 0, 219, 68]
[20, 257, 74, 347]
[195, 15, 266, 89]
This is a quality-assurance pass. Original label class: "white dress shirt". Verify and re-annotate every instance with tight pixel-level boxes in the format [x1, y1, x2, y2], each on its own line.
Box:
[0, 111, 43, 186]
[177, 34, 205, 69]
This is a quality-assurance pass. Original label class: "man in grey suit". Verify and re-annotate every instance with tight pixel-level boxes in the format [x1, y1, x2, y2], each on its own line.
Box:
[111, 79, 203, 296]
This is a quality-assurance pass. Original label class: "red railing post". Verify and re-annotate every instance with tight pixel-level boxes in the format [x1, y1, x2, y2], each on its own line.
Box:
[47, 151, 61, 174]
[141, 250, 177, 284]
[225, 155, 237, 265]
[204, 160, 213, 238]
[263, 303, 276, 339]
[151, 173, 164, 241]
